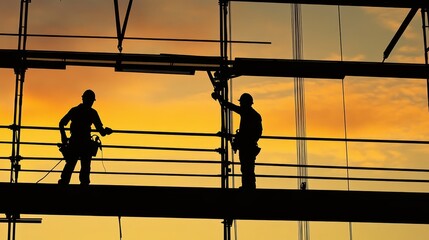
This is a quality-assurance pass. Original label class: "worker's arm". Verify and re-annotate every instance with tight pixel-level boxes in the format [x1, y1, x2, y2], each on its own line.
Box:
[93, 111, 113, 136]
[59, 110, 72, 144]
[211, 92, 241, 113]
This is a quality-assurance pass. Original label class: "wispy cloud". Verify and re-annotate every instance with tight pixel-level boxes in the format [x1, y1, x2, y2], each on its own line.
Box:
[362, 7, 420, 40]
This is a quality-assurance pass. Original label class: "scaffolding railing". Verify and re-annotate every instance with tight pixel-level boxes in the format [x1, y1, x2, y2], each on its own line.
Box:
[1, 124, 428, 191]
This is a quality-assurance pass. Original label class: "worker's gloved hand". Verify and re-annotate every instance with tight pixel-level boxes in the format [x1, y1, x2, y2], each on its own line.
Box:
[104, 127, 113, 135]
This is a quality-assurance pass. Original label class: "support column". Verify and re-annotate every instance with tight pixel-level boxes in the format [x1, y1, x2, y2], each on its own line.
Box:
[219, 1, 232, 240]
[8, 1, 30, 240]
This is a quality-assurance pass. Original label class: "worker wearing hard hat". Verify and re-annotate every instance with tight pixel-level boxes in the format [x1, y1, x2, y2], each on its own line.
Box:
[58, 89, 113, 185]
[213, 92, 262, 189]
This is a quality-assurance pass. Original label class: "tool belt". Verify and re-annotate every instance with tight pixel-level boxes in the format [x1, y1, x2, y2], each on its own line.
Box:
[58, 135, 102, 160]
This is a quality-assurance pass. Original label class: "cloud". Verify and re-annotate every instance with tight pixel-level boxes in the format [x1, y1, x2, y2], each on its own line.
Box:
[127, 0, 218, 39]
[340, 77, 429, 140]
[324, 52, 366, 61]
[362, 7, 420, 40]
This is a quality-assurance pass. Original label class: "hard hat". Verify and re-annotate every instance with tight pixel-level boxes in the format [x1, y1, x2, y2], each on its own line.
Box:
[82, 89, 96, 101]
[238, 93, 253, 104]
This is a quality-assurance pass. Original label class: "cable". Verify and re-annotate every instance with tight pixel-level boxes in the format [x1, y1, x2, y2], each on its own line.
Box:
[292, 3, 310, 240]
[95, 135, 107, 173]
[118, 216, 123, 240]
[337, 5, 353, 240]
[35, 159, 62, 184]
[337, 5, 344, 62]
[337, 5, 351, 192]
[0, 32, 271, 45]
[36, 134, 105, 183]
[101, 150, 107, 173]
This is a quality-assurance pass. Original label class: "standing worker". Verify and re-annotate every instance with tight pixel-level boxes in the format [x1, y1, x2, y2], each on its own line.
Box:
[58, 89, 113, 185]
[213, 92, 262, 189]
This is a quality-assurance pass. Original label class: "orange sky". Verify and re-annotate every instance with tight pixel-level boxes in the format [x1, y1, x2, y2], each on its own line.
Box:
[1, 1, 429, 240]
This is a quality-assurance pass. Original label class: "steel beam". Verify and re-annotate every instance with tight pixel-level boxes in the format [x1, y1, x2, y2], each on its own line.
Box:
[233, 58, 429, 79]
[0, 50, 428, 79]
[0, 50, 223, 73]
[0, 183, 428, 224]
[228, 0, 429, 8]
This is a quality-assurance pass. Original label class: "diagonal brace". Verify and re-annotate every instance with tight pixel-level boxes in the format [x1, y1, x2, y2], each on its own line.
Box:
[382, 8, 418, 62]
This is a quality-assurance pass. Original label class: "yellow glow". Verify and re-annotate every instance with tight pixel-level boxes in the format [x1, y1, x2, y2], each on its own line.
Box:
[1, 1, 429, 240]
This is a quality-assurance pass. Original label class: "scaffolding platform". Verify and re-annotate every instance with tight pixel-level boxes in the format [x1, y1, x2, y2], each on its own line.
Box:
[1, 183, 428, 224]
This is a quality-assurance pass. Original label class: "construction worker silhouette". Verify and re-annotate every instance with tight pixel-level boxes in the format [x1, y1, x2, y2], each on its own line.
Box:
[213, 92, 262, 189]
[58, 89, 113, 185]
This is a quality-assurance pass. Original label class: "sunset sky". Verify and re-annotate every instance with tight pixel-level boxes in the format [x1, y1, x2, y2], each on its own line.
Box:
[1, 0, 429, 240]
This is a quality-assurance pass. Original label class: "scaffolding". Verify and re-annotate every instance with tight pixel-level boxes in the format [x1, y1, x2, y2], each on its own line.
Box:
[1, 1, 429, 240]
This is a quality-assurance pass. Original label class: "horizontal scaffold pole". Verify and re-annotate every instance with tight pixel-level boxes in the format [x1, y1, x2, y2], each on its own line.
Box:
[228, 0, 429, 8]
[0, 33, 271, 45]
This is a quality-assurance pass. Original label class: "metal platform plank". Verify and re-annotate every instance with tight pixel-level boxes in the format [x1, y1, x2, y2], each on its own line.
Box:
[0, 183, 428, 224]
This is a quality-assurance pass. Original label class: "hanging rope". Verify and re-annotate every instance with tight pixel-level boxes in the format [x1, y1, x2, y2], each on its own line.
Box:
[291, 3, 307, 189]
[118, 216, 123, 240]
[337, 5, 350, 191]
[291, 3, 310, 240]
[337, 5, 354, 240]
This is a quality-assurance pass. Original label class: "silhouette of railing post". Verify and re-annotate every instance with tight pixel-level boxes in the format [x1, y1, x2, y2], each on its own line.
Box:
[218, 1, 233, 240]
[8, 1, 31, 240]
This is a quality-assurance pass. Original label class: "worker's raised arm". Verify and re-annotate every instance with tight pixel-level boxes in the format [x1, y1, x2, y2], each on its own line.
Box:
[211, 92, 241, 113]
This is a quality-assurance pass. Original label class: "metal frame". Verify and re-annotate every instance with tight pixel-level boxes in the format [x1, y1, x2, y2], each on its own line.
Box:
[8, 0, 30, 239]
[229, 0, 429, 8]
[3, 1, 429, 240]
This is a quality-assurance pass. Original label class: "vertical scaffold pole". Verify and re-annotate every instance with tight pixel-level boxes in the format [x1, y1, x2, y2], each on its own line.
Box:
[8, 1, 30, 240]
[219, 1, 232, 240]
